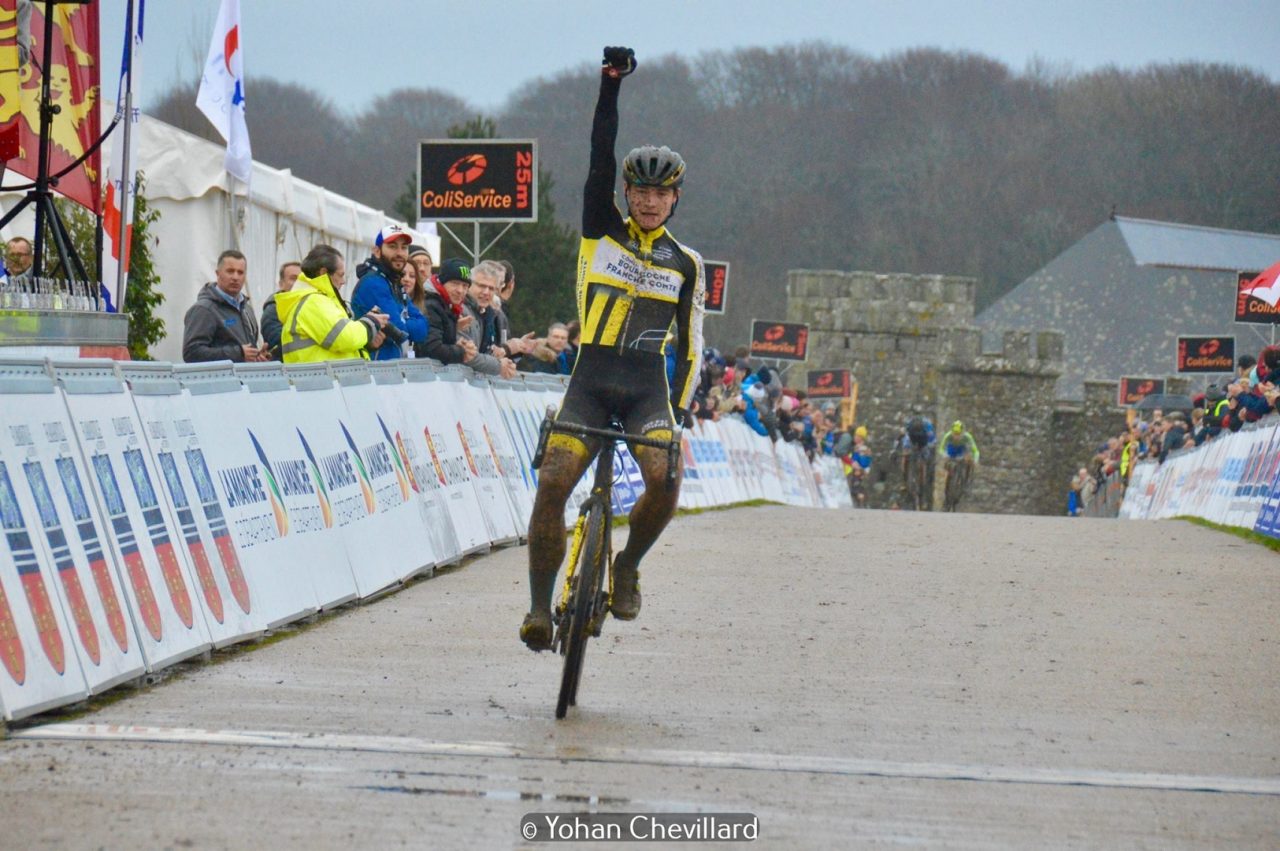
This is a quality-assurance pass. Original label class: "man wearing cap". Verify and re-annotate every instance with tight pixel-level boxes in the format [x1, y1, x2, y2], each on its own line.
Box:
[417, 258, 478, 366]
[351, 224, 428, 360]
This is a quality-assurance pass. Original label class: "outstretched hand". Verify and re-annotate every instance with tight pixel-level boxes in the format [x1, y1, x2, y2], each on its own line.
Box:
[602, 46, 636, 78]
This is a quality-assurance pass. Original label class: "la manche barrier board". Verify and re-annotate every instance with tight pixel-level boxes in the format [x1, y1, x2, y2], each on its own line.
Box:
[0, 357, 851, 721]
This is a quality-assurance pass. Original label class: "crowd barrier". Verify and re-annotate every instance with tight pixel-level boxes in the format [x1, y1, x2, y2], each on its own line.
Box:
[0, 357, 848, 721]
[1118, 415, 1280, 539]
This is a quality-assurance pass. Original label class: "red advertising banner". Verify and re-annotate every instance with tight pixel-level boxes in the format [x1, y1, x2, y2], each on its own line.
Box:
[806, 369, 851, 399]
[1235, 271, 1280, 325]
[703, 260, 729, 314]
[749, 319, 809, 362]
[1117, 376, 1165, 406]
[418, 139, 537, 222]
[0, 1, 101, 212]
[1176, 336, 1235, 374]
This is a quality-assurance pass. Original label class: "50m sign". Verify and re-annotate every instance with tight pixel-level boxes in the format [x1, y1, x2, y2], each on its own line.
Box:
[418, 140, 538, 222]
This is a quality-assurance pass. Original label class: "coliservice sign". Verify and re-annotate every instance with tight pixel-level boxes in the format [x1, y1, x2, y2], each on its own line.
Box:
[1117, 376, 1165, 406]
[806, 369, 851, 399]
[1176, 336, 1235, 374]
[749, 320, 809, 362]
[418, 140, 537, 222]
[1234, 271, 1280, 324]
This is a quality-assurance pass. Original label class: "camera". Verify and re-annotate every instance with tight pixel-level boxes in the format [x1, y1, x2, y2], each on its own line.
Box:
[379, 320, 408, 346]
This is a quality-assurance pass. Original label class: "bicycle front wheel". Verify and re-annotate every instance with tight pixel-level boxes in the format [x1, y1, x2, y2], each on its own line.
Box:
[556, 505, 607, 719]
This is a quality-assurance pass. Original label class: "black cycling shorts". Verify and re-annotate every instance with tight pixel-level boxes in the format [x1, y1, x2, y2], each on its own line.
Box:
[550, 344, 673, 457]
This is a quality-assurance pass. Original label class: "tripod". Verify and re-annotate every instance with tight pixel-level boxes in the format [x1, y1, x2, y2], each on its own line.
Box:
[0, 0, 93, 287]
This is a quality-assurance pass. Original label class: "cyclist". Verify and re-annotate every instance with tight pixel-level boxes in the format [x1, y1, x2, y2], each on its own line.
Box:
[939, 420, 979, 468]
[521, 46, 706, 652]
[899, 415, 935, 463]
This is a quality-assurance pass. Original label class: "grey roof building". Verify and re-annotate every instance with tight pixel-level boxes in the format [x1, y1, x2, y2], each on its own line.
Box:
[977, 216, 1280, 399]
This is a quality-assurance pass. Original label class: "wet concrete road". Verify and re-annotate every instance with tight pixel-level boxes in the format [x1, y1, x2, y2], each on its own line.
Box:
[1, 506, 1277, 849]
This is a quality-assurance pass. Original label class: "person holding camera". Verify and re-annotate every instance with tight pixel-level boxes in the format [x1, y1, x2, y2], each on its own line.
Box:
[416, 258, 479, 366]
[277, 244, 389, 363]
[350, 225, 428, 360]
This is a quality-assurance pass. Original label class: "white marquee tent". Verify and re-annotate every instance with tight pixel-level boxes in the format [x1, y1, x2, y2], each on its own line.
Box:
[0, 110, 439, 362]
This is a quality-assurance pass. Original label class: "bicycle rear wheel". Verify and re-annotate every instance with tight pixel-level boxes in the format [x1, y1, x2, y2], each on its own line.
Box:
[556, 505, 607, 719]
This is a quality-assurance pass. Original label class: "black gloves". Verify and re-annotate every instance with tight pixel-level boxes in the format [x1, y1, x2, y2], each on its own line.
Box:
[672, 406, 694, 429]
[602, 46, 636, 78]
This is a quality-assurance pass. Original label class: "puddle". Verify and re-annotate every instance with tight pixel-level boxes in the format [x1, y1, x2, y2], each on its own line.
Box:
[356, 785, 632, 806]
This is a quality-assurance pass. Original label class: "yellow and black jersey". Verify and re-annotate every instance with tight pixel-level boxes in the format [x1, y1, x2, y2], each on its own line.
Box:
[575, 74, 705, 410]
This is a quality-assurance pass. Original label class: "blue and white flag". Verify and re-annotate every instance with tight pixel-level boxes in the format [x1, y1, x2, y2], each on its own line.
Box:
[196, 0, 252, 184]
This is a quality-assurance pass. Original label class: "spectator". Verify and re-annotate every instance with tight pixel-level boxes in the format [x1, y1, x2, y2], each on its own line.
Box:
[1068, 467, 1089, 516]
[408, 245, 434, 286]
[351, 225, 428, 360]
[739, 366, 772, 437]
[562, 320, 581, 374]
[1237, 353, 1257, 380]
[520, 322, 571, 374]
[277, 244, 388, 363]
[260, 260, 300, 361]
[182, 249, 264, 363]
[5, 236, 33, 278]
[417, 258, 478, 366]
[404, 248, 430, 317]
[459, 259, 518, 378]
[496, 259, 517, 329]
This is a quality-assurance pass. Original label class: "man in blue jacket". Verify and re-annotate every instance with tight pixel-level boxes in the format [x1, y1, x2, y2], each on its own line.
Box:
[351, 225, 428, 360]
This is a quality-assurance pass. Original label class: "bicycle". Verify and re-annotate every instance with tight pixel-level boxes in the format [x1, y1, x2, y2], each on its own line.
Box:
[531, 410, 681, 719]
[903, 445, 933, 511]
[943, 456, 972, 512]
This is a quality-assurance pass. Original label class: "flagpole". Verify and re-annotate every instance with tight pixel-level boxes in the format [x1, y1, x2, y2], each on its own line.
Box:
[113, 0, 136, 311]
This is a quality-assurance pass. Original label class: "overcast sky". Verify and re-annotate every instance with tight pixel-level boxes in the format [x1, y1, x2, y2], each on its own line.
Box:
[99, 0, 1280, 115]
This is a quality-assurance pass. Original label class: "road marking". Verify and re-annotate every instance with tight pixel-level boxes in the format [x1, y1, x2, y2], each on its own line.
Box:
[13, 722, 1280, 797]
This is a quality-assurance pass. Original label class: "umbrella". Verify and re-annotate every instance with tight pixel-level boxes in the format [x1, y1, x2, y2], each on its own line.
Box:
[1241, 259, 1280, 307]
[1134, 393, 1195, 411]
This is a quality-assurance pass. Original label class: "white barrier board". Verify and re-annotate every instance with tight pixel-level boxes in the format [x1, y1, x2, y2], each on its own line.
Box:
[124, 367, 262, 646]
[392, 368, 491, 555]
[57, 363, 213, 670]
[176, 366, 328, 627]
[446, 373, 519, 545]
[0, 454, 90, 719]
[474, 381, 532, 538]
[0, 363, 143, 699]
[330, 363, 437, 591]
[374, 364, 461, 568]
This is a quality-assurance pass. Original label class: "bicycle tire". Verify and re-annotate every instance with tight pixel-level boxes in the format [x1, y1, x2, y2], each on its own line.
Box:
[556, 505, 606, 719]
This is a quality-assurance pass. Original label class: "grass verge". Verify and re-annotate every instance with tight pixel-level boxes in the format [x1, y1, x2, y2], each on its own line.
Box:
[1175, 516, 1280, 553]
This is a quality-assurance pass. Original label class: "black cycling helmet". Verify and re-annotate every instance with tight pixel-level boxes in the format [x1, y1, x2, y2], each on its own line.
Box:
[623, 145, 686, 188]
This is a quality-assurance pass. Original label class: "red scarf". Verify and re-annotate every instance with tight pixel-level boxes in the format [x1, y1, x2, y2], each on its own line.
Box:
[431, 275, 462, 317]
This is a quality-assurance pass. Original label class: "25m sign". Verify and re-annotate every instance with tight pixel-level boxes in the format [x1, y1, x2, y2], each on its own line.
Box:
[1176, 336, 1235, 374]
[418, 140, 538, 222]
[749, 320, 809, 362]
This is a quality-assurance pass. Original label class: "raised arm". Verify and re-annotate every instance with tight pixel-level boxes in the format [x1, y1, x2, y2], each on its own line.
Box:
[582, 47, 636, 239]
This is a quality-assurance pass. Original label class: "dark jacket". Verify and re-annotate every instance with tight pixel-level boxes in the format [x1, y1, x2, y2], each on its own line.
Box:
[417, 287, 467, 365]
[182, 282, 259, 363]
[350, 256, 428, 361]
[459, 297, 504, 376]
[260, 292, 283, 360]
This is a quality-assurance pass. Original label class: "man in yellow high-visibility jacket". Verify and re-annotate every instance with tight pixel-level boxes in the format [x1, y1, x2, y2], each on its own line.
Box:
[277, 244, 389, 363]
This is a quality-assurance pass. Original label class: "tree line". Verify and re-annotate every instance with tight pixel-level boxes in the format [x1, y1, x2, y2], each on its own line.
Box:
[153, 44, 1280, 349]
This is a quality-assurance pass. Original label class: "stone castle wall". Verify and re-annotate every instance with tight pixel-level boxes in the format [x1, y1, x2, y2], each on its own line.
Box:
[785, 268, 1133, 516]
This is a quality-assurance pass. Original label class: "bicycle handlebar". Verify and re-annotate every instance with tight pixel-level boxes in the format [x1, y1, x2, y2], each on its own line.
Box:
[545, 420, 681, 450]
